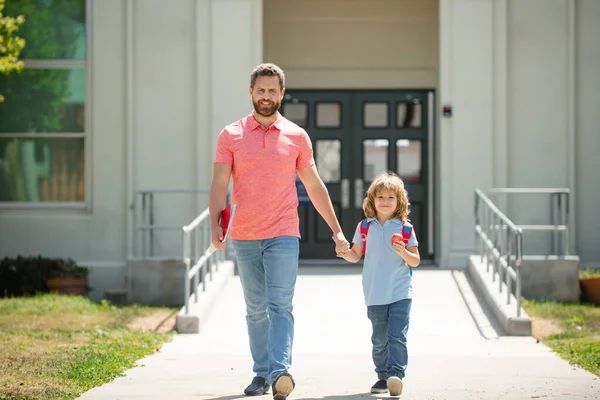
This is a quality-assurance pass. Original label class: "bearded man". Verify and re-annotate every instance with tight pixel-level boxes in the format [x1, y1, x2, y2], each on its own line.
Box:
[208, 63, 350, 400]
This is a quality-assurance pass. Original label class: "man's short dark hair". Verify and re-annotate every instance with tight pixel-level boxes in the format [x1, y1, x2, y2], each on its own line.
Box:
[250, 63, 285, 89]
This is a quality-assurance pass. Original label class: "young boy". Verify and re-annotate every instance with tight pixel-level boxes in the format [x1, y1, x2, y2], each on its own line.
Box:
[338, 172, 420, 396]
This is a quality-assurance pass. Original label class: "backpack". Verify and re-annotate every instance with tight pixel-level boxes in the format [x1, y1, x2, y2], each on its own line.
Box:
[360, 219, 414, 272]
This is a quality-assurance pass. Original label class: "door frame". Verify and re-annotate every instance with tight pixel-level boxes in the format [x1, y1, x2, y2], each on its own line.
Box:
[282, 89, 436, 262]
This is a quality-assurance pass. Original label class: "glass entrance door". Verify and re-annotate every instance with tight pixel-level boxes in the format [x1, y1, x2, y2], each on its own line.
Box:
[281, 90, 434, 260]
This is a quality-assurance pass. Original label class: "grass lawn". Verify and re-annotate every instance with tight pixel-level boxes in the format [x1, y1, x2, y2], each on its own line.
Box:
[0, 294, 177, 400]
[580, 268, 600, 279]
[523, 275, 600, 378]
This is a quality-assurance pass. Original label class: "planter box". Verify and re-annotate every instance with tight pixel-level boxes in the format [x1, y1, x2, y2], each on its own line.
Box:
[47, 277, 89, 295]
[580, 277, 600, 306]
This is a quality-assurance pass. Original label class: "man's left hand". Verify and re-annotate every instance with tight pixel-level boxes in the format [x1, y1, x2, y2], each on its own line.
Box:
[332, 232, 350, 254]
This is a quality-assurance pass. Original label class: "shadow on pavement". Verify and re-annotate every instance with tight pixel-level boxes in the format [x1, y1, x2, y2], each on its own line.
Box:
[296, 264, 443, 276]
[201, 393, 387, 400]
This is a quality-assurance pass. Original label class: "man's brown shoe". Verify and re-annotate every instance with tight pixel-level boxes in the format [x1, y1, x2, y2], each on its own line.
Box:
[272, 373, 295, 400]
[387, 376, 403, 397]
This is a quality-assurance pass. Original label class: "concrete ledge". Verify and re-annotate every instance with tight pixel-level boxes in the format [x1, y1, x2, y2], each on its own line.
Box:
[520, 255, 580, 302]
[467, 255, 532, 336]
[176, 260, 235, 334]
[127, 257, 185, 306]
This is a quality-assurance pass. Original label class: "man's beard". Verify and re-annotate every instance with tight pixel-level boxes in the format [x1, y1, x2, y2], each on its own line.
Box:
[253, 99, 280, 117]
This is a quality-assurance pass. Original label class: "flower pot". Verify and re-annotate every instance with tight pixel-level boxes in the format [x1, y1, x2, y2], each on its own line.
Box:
[47, 277, 88, 295]
[580, 277, 600, 306]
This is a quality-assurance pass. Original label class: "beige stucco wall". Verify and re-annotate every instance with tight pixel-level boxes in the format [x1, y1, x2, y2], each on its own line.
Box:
[575, 0, 600, 269]
[130, 0, 262, 257]
[439, 0, 495, 266]
[440, 0, 599, 267]
[264, 0, 439, 89]
[500, 0, 599, 267]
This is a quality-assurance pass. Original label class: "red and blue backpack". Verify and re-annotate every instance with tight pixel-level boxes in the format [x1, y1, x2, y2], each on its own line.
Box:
[360, 219, 414, 274]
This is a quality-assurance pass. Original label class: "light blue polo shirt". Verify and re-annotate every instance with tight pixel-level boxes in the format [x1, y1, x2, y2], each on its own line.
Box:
[352, 217, 419, 307]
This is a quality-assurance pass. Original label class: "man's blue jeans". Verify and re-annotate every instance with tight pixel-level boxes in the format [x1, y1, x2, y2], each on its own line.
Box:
[366, 298, 412, 380]
[232, 236, 299, 385]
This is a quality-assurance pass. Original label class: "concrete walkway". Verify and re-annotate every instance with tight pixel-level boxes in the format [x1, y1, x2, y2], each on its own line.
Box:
[78, 267, 598, 399]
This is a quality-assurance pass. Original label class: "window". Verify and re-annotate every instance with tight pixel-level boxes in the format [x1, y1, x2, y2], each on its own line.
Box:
[363, 103, 388, 128]
[282, 103, 307, 128]
[315, 140, 341, 182]
[363, 139, 389, 181]
[396, 139, 422, 182]
[397, 101, 422, 128]
[316, 103, 341, 128]
[0, 0, 88, 204]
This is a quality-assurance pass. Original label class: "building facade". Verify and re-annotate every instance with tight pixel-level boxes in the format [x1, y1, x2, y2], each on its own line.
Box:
[1, 0, 599, 300]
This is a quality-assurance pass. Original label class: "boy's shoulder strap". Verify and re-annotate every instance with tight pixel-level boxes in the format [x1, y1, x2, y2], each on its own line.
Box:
[401, 221, 413, 242]
[360, 219, 371, 255]
[401, 221, 414, 273]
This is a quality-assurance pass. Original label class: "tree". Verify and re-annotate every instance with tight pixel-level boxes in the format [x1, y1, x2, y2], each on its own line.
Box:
[0, 0, 25, 102]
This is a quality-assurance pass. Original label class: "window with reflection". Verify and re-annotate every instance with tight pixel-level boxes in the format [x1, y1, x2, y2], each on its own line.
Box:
[5, 0, 86, 60]
[316, 103, 341, 128]
[0, 0, 87, 203]
[315, 140, 341, 183]
[397, 102, 422, 128]
[364, 103, 388, 128]
[282, 103, 307, 128]
[363, 139, 389, 181]
[396, 139, 422, 183]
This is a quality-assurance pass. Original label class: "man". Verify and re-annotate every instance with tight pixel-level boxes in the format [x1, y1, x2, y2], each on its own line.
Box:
[209, 63, 350, 400]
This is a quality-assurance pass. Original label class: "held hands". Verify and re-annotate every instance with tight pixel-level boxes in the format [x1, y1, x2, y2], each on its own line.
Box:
[332, 231, 350, 256]
[211, 226, 226, 250]
[334, 232, 360, 263]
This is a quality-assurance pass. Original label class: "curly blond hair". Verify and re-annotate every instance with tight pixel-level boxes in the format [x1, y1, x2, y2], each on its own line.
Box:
[362, 171, 410, 222]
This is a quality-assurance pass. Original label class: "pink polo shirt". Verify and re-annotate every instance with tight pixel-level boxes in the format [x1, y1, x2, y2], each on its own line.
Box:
[214, 112, 314, 240]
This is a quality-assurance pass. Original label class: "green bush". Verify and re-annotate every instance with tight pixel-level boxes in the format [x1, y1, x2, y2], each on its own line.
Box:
[0, 255, 88, 298]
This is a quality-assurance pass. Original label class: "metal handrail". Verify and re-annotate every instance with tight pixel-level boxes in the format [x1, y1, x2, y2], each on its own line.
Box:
[474, 189, 524, 316]
[488, 188, 570, 256]
[133, 189, 210, 257]
[181, 207, 231, 315]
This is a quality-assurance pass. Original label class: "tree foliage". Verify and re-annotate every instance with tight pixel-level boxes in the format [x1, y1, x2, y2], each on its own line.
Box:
[0, 0, 25, 102]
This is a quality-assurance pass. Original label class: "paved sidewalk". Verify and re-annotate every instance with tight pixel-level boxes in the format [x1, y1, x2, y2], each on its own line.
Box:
[78, 267, 598, 399]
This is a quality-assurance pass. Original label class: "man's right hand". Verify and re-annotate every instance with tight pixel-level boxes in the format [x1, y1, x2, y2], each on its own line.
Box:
[211, 226, 225, 250]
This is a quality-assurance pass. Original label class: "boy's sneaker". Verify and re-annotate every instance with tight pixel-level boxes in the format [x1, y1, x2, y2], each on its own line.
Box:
[387, 376, 403, 397]
[370, 379, 388, 394]
[272, 372, 295, 400]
